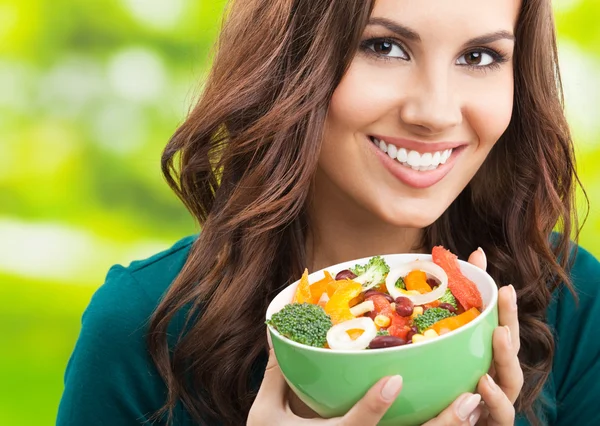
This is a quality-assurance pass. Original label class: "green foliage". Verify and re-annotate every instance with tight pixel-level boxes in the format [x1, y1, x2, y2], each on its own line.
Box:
[267, 303, 332, 348]
[1, 1, 599, 425]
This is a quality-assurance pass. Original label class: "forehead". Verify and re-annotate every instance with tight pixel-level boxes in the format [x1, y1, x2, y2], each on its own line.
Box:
[371, 0, 521, 39]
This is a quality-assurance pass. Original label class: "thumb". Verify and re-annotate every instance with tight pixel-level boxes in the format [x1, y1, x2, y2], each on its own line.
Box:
[337, 375, 403, 426]
[468, 247, 487, 271]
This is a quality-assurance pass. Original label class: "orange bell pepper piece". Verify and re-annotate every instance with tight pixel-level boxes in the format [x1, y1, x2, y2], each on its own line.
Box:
[309, 271, 334, 304]
[428, 307, 481, 335]
[292, 268, 312, 304]
[405, 270, 433, 294]
[325, 281, 363, 324]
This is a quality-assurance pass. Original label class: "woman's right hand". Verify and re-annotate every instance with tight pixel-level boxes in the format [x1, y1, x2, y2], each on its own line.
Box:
[247, 345, 483, 425]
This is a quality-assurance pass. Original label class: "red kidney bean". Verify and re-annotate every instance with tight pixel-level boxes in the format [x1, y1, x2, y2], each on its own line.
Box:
[406, 326, 419, 343]
[335, 269, 357, 280]
[438, 303, 457, 314]
[364, 290, 394, 303]
[427, 278, 439, 288]
[368, 335, 407, 349]
[394, 297, 414, 317]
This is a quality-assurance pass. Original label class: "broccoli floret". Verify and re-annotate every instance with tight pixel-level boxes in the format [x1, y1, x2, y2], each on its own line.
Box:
[395, 277, 406, 290]
[376, 329, 390, 336]
[413, 307, 456, 333]
[266, 303, 332, 348]
[438, 289, 458, 309]
[350, 256, 391, 291]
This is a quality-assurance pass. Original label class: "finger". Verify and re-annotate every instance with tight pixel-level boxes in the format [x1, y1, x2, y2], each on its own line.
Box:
[477, 374, 516, 426]
[497, 285, 520, 353]
[491, 325, 524, 403]
[337, 376, 403, 426]
[467, 247, 487, 271]
[254, 347, 288, 407]
[422, 393, 481, 426]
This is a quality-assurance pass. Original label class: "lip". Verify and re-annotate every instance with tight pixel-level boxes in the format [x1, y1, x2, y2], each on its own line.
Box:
[370, 134, 467, 153]
[366, 135, 466, 189]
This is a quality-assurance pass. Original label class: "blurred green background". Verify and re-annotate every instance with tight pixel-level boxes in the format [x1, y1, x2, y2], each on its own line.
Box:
[1, 0, 599, 425]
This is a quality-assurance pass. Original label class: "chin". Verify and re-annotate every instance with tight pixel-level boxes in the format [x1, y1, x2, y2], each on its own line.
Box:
[376, 203, 446, 230]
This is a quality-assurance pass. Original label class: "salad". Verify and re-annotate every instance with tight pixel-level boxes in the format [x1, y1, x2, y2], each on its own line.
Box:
[267, 246, 485, 351]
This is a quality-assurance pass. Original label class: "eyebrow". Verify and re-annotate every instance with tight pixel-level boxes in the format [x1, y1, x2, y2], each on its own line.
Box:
[367, 17, 515, 46]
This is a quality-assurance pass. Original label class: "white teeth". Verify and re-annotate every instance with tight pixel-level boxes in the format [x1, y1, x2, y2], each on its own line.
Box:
[420, 152, 433, 168]
[398, 148, 408, 163]
[372, 136, 454, 172]
[407, 150, 421, 167]
[387, 143, 397, 159]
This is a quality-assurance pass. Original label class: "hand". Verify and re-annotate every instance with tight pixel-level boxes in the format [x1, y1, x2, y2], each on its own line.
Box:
[247, 340, 404, 425]
[468, 248, 523, 425]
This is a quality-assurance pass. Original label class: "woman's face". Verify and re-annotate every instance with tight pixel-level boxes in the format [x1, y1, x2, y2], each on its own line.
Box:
[319, 0, 519, 229]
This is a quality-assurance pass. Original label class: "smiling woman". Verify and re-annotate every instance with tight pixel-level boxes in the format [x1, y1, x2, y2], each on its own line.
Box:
[56, 1, 600, 426]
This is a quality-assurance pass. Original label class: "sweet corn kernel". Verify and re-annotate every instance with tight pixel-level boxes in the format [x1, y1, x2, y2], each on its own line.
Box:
[411, 306, 424, 320]
[411, 334, 426, 344]
[374, 315, 391, 328]
[423, 329, 439, 339]
[390, 302, 396, 310]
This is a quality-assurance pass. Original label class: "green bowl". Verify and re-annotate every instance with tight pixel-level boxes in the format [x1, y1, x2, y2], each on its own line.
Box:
[266, 253, 498, 426]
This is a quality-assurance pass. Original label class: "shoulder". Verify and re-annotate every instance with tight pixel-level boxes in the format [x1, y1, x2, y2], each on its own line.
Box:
[546, 241, 600, 425]
[57, 235, 197, 426]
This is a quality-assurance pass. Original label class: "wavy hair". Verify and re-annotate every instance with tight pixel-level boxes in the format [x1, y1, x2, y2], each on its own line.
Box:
[148, 0, 586, 424]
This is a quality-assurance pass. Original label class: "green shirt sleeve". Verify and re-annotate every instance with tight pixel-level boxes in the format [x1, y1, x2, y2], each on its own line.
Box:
[56, 265, 170, 426]
[551, 245, 600, 425]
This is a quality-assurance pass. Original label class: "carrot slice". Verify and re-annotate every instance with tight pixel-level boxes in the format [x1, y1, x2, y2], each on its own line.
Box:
[292, 268, 312, 304]
[432, 246, 483, 310]
[428, 307, 480, 335]
[405, 270, 433, 294]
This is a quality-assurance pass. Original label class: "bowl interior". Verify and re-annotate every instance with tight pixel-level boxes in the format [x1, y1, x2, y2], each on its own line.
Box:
[266, 253, 498, 352]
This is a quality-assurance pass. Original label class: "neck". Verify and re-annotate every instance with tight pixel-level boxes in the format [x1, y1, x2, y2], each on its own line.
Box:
[306, 170, 425, 272]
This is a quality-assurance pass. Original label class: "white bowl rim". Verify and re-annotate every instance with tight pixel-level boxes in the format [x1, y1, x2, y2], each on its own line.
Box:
[266, 253, 499, 355]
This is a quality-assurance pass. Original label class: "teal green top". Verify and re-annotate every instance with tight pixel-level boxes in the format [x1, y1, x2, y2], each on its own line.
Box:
[56, 235, 600, 425]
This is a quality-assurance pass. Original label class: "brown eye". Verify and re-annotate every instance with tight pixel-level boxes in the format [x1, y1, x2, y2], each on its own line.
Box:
[374, 41, 393, 55]
[457, 50, 495, 67]
[364, 39, 408, 59]
[464, 52, 482, 65]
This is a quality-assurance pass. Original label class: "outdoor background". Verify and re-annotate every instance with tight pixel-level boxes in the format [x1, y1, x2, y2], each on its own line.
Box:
[1, 0, 599, 425]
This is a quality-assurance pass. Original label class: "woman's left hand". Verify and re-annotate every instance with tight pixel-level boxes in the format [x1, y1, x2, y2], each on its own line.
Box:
[467, 248, 523, 426]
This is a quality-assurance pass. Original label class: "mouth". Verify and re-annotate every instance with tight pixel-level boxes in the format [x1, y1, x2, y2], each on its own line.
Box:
[366, 135, 467, 189]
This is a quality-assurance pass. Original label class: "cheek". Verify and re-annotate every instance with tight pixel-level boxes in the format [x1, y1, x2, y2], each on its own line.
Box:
[465, 73, 514, 148]
[328, 62, 396, 130]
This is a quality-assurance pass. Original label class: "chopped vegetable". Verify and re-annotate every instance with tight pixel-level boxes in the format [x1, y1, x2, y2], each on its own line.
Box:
[395, 277, 406, 289]
[267, 303, 332, 348]
[438, 289, 458, 309]
[405, 270, 433, 294]
[325, 281, 363, 324]
[385, 260, 449, 305]
[413, 307, 456, 333]
[327, 317, 377, 350]
[292, 268, 312, 304]
[376, 329, 390, 336]
[350, 256, 391, 291]
[309, 271, 334, 304]
[428, 307, 481, 335]
[432, 246, 483, 310]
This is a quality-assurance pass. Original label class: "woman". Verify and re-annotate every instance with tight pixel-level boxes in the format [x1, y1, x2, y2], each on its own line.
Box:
[57, 0, 600, 425]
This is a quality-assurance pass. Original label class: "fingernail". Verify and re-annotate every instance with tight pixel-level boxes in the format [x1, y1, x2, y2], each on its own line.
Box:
[381, 375, 403, 402]
[469, 408, 482, 426]
[486, 373, 499, 392]
[504, 325, 512, 349]
[508, 284, 517, 310]
[457, 394, 481, 420]
[477, 247, 487, 269]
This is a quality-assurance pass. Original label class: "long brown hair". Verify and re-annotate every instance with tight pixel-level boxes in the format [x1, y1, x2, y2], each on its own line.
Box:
[148, 0, 586, 424]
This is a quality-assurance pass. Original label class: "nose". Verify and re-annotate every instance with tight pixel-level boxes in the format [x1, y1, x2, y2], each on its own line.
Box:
[399, 69, 462, 135]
